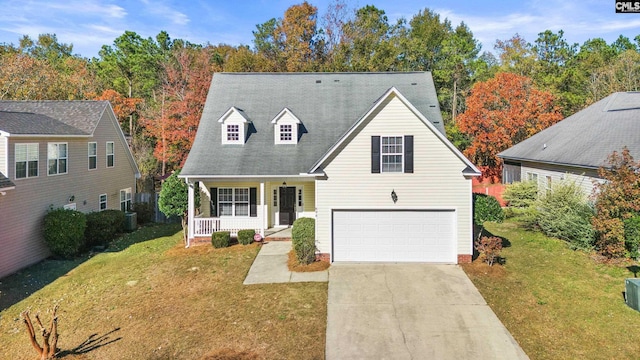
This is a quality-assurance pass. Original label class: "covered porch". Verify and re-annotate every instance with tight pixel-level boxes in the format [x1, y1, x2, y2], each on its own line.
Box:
[184, 176, 316, 246]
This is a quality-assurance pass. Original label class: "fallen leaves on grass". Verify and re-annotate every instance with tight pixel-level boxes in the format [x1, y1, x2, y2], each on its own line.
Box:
[287, 250, 330, 272]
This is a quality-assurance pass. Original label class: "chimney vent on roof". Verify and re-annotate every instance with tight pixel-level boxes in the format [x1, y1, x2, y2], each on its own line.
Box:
[316, 80, 321, 83]
[411, 82, 417, 85]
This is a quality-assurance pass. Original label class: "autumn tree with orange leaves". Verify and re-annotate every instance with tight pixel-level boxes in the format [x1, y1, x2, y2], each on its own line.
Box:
[140, 45, 212, 175]
[458, 72, 563, 180]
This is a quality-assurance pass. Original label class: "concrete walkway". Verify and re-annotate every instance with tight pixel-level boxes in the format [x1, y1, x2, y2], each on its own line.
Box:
[243, 241, 328, 285]
[326, 264, 529, 360]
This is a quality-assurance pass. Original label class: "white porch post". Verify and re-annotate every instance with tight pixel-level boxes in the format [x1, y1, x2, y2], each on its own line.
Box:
[187, 178, 195, 247]
[260, 182, 266, 237]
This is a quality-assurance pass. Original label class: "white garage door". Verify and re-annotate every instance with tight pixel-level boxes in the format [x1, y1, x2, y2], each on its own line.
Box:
[332, 210, 456, 263]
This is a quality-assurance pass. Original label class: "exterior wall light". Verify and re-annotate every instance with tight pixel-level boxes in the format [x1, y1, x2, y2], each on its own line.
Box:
[391, 190, 398, 203]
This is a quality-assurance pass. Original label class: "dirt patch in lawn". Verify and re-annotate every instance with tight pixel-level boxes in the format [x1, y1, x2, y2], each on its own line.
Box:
[287, 250, 331, 272]
[461, 259, 506, 279]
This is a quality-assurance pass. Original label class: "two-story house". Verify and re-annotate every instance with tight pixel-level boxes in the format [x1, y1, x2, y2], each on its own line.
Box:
[0, 101, 140, 278]
[180, 72, 481, 263]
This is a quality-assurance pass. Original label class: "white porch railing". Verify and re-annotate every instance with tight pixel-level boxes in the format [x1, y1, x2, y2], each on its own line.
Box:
[193, 215, 264, 237]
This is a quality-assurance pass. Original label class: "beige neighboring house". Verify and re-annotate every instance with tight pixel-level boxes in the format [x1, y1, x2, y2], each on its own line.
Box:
[180, 72, 481, 263]
[0, 101, 140, 279]
[499, 92, 640, 196]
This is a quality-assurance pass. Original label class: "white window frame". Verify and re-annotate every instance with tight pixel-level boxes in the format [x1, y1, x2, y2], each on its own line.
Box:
[106, 141, 114, 168]
[120, 188, 132, 212]
[280, 124, 293, 142]
[47, 142, 68, 176]
[99, 193, 107, 211]
[88, 142, 97, 170]
[226, 124, 240, 142]
[381, 136, 403, 173]
[15, 143, 38, 179]
[218, 187, 250, 217]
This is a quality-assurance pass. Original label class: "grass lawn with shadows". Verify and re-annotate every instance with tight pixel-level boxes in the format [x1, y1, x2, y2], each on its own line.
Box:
[463, 220, 640, 359]
[0, 224, 327, 360]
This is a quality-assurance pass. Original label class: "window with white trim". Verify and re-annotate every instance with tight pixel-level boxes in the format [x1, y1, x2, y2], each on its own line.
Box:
[120, 188, 132, 212]
[106, 142, 114, 167]
[15, 143, 38, 179]
[88, 142, 97, 170]
[48, 142, 68, 175]
[381, 136, 403, 172]
[99, 193, 107, 211]
[527, 172, 538, 183]
[218, 188, 249, 216]
[227, 124, 240, 142]
[280, 124, 292, 141]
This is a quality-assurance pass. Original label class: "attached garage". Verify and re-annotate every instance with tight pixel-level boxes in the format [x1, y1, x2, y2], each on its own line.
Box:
[332, 209, 457, 263]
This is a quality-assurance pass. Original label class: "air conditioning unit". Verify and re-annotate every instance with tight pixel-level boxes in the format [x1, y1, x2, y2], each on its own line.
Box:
[625, 278, 640, 311]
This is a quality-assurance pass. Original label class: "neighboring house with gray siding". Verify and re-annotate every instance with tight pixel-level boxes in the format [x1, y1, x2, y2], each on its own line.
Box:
[0, 101, 140, 279]
[180, 72, 481, 264]
[499, 92, 640, 196]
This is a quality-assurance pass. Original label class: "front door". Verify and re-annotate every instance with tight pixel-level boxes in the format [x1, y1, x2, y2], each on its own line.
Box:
[279, 186, 296, 226]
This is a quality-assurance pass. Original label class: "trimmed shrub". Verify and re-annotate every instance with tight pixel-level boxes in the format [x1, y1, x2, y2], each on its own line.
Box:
[475, 236, 503, 266]
[503, 180, 538, 209]
[473, 194, 505, 226]
[212, 231, 230, 248]
[292, 218, 316, 265]
[624, 215, 640, 259]
[536, 180, 595, 250]
[237, 229, 255, 245]
[43, 208, 87, 258]
[85, 210, 125, 247]
[132, 202, 154, 224]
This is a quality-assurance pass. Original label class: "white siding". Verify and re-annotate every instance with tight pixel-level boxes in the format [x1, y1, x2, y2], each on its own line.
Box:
[0, 110, 137, 279]
[0, 136, 7, 175]
[198, 180, 315, 228]
[520, 161, 601, 198]
[316, 95, 474, 260]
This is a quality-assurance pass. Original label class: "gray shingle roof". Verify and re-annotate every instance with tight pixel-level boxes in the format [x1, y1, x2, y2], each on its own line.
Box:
[499, 92, 640, 169]
[0, 100, 108, 135]
[0, 170, 15, 190]
[182, 72, 445, 176]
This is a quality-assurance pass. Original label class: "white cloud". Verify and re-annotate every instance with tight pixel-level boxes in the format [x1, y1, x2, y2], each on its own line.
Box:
[140, 0, 190, 26]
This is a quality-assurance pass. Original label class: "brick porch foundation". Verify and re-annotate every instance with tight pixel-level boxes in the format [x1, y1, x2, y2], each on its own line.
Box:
[457, 254, 472, 264]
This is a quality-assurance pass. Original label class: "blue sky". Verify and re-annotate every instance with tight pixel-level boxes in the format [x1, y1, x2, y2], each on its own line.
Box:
[0, 0, 639, 58]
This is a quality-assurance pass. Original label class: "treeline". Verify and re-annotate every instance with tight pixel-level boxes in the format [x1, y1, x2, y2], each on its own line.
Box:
[0, 1, 639, 186]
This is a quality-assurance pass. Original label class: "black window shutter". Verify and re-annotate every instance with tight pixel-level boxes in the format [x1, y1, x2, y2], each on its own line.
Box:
[250, 187, 257, 217]
[404, 135, 414, 173]
[371, 136, 381, 173]
[210, 187, 218, 217]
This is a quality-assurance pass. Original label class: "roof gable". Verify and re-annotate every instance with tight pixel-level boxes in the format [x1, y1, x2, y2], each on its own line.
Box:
[499, 92, 640, 169]
[218, 106, 251, 123]
[311, 87, 480, 175]
[181, 72, 447, 177]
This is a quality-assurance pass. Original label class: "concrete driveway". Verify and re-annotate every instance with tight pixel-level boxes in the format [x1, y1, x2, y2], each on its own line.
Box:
[326, 264, 529, 360]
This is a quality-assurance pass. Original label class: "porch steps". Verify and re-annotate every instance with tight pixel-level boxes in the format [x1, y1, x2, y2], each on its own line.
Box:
[264, 227, 292, 242]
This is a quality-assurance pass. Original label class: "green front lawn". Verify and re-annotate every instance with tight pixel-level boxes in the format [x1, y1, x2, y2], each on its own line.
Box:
[463, 221, 640, 360]
[0, 224, 327, 360]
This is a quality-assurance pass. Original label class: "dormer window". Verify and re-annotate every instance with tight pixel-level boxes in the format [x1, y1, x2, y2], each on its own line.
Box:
[227, 124, 240, 142]
[218, 107, 250, 145]
[272, 108, 302, 144]
[279, 124, 293, 141]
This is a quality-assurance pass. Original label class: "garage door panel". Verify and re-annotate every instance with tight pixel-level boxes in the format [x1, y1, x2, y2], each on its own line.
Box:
[333, 210, 455, 263]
